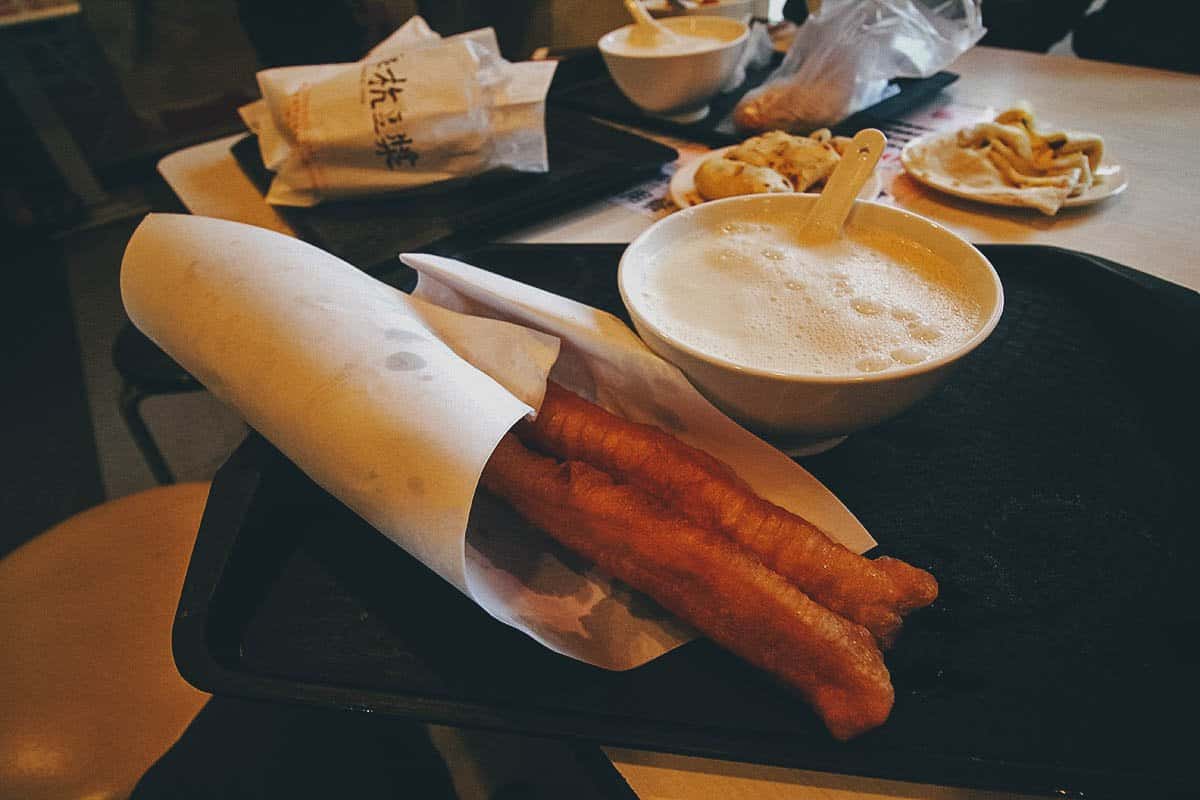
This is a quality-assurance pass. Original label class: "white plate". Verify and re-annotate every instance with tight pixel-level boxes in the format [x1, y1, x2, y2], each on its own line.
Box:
[669, 145, 886, 209]
[900, 130, 1129, 211]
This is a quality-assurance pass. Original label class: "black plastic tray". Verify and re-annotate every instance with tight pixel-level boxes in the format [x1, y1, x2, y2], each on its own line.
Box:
[551, 61, 958, 146]
[230, 112, 677, 271]
[174, 243, 1199, 799]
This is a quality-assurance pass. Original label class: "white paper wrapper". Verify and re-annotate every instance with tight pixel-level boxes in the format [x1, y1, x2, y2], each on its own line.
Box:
[239, 16, 557, 207]
[121, 214, 874, 670]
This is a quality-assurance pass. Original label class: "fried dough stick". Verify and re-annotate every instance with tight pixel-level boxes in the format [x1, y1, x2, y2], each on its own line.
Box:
[516, 383, 938, 647]
[481, 434, 895, 741]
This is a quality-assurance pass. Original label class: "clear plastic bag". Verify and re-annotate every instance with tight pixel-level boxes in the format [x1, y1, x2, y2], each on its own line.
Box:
[734, 0, 984, 132]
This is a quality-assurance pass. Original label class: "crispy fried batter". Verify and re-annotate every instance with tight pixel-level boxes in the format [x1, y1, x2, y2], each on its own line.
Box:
[481, 434, 895, 741]
[516, 383, 938, 647]
[727, 130, 840, 192]
[695, 157, 793, 200]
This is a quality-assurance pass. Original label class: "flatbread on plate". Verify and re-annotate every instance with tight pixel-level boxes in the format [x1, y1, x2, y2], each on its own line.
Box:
[902, 106, 1115, 215]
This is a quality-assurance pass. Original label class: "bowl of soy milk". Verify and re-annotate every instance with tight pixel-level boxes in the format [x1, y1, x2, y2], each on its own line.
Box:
[599, 16, 748, 121]
[619, 194, 1004, 452]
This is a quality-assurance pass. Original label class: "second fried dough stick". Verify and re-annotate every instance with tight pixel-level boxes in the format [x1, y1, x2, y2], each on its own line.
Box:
[516, 383, 938, 647]
[481, 434, 895, 741]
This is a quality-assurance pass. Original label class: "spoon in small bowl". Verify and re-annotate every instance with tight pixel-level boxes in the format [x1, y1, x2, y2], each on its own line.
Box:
[623, 0, 682, 47]
[801, 128, 887, 243]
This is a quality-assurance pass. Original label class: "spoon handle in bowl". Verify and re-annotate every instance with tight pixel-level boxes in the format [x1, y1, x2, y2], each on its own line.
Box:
[803, 128, 886, 242]
[625, 0, 665, 29]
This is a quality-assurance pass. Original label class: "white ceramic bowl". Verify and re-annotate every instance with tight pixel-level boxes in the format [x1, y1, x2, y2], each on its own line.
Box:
[598, 16, 748, 119]
[619, 194, 1004, 451]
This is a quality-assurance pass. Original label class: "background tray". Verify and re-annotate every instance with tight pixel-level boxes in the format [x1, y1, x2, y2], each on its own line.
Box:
[550, 61, 958, 146]
[231, 112, 677, 271]
[174, 243, 1198, 799]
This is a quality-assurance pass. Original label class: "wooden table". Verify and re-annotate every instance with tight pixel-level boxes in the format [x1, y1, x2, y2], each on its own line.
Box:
[161, 47, 1200, 294]
[889, 46, 1200, 293]
[156, 46, 1200, 799]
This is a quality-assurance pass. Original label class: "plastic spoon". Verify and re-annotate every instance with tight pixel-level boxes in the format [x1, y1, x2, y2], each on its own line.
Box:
[801, 128, 886, 243]
[623, 0, 681, 47]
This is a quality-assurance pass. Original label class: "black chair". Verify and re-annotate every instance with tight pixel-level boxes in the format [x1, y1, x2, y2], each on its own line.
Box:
[112, 322, 203, 485]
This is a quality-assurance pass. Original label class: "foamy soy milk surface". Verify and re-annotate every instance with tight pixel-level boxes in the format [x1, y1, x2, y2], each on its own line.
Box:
[603, 25, 732, 56]
[636, 218, 983, 376]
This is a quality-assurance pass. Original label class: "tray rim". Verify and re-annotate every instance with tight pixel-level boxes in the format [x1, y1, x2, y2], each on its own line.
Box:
[172, 243, 1199, 799]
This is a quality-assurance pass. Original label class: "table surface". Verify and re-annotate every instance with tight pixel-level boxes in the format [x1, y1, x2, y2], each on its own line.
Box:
[156, 45, 1200, 800]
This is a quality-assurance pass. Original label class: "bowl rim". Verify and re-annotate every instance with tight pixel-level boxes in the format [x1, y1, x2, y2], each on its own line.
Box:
[679, 0, 755, 7]
[618, 193, 1006, 386]
[598, 17, 749, 58]
[648, 0, 754, 6]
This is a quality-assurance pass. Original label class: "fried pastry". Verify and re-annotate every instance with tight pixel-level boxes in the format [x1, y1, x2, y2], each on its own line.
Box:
[726, 130, 840, 192]
[516, 383, 938, 646]
[904, 105, 1110, 215]
[995, 105, 1104, 169]
[695, 157, 792, 200]
[693, 130, 844, 202]
[957, 120, 1037, 162]
[944, 105, 1107, 212]
[480, 433, 895, 741]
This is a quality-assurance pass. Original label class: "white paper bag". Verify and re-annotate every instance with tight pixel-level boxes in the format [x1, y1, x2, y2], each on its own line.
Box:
[240, 17, 557, 207]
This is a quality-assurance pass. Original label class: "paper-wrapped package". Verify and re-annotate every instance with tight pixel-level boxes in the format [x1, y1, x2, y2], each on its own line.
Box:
[239, 17, 557, 207]
[121, 214, 874, 669]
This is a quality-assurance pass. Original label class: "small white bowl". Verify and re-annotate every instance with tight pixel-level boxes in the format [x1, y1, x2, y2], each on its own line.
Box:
[619, 194, 1005, 454]
[599, 16, 748, 122]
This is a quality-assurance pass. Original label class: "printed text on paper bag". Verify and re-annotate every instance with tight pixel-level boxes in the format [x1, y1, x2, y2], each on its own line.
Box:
[362, 57, 419, 169]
